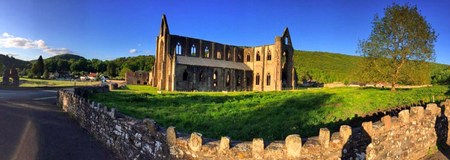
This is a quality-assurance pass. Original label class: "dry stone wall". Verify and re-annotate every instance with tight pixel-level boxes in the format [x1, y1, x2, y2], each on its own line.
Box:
[58, 87, 450, 160]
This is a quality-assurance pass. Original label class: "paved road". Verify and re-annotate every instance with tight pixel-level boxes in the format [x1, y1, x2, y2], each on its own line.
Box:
[0, 89, 115, 160]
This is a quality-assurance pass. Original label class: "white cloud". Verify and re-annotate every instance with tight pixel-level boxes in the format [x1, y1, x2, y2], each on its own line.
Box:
[44, 48, 73, 55]
[129, 48, 137, 54]
[2, 32, 13, 38]
[0, 32, 73, 55]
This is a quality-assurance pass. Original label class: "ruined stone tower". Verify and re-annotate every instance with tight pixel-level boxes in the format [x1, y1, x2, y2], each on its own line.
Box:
[152, 15, 295, 91]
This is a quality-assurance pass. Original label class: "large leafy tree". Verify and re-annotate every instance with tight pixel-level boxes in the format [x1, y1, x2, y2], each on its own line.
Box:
[31, 55, 45, 78]
[359, 3, 437, 91]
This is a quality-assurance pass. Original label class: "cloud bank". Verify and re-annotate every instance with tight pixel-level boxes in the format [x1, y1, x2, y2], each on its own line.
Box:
[0, 32, 74, 55]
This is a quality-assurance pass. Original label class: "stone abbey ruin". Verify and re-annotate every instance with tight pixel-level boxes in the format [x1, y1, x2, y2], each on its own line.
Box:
[151, 15, 295, 91]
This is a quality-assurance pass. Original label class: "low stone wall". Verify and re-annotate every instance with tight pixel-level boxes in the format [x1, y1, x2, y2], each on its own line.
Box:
[58, 90, 170, 159]
[58, 87, 450, 159]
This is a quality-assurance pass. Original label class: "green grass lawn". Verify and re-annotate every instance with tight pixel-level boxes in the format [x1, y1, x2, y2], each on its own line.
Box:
[89, 85, 450, 141]
[0, 77, 100, 87]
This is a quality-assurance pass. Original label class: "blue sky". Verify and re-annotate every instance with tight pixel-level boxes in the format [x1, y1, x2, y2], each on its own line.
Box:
[0, 0, 449, 64]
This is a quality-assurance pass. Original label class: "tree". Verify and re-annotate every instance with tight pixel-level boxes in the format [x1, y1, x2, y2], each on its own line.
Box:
[106, 62, 117, 77]
[359, 3, 437, 91]
[57, 59, 70, 71]
[119, 67, 132, 78]
[0, 63, 3, 77]
[34, 55, 45, 78]
[42, 70, 49, 79]
[45, 59, 58, 72]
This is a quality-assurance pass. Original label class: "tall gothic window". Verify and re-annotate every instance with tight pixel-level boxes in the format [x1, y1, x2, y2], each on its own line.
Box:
[267, 50, 272, 61]
[256, 51, 261, 61]
[226, 71, 231, 86]
[266, 73, 271, 86]
[176, 42, 182, 55]
[237, 75, 241, 86]
[183, 70, 188, 81]
[204, 46, 210, 58]
[256, 73, 260, 85]
[217, 51, 222, 59]
[213, 70, 217, 80]
[199, 71, 204, 82]
[246, 53, 251, 62]
[285, 37, 289, 45]
[191, 44, 196, 56]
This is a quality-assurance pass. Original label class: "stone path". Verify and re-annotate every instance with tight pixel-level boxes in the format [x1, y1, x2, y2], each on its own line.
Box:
[0, 89, 115, 160]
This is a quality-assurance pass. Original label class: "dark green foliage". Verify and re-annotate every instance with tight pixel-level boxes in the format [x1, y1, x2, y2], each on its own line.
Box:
[31, 55, 45, 78]
[106, 62, 118, 77]
[432, 68, 450, 85]
[359, 3, 437, 91]
[90, 85, 450, 141]
[56, 59, 70, 71]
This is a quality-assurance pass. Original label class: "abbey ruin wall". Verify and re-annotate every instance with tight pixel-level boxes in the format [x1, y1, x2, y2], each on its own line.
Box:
[58, 87, 450, 159]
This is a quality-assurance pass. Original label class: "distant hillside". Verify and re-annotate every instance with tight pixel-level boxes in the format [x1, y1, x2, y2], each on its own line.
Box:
[293, 50, 450, 83]
[45, 54, 86, 61]
[0, 54, 30, 69]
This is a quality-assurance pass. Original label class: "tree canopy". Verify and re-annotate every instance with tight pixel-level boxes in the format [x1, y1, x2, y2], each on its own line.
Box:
[359, 3, 437, 91]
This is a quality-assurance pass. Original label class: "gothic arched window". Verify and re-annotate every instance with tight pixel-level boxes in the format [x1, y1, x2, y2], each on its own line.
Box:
[191, 44, 196, 56]
[176, 42, 182, 55]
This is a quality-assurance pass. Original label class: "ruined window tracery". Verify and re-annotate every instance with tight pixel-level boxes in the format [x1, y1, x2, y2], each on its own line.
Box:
[256, 73, 260, 85]
[204, 46, 210, 58]
[246, 53, 251, 62]
[176, 42, 182, 55]
[285, 37, 289, 45]
[267, 73, 271, 86]
[228, 51, 232, 60]
[191, 44, 196, 56]
[267, 50, 272, 61]
[256, 51, 261, 61]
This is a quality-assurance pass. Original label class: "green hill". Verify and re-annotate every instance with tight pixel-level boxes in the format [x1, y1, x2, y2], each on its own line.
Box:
[0, 54, 30, 69]
[45, 53, 86, 61]
[293, 50, 450, 84]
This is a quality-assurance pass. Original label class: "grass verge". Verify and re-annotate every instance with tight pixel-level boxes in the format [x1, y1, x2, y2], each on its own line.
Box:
[89, 85, 450, 141]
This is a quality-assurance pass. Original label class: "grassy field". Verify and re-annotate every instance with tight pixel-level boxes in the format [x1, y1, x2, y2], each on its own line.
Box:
[89, 85, 450, 141]
[0, 77, 100, 87]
